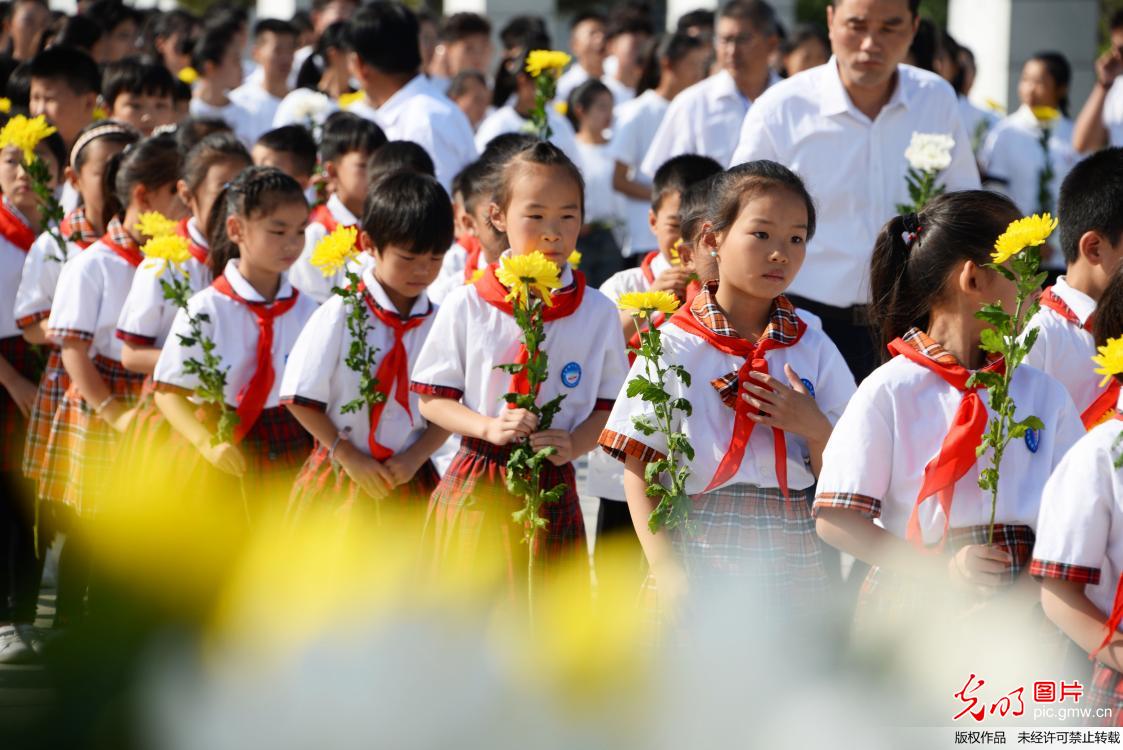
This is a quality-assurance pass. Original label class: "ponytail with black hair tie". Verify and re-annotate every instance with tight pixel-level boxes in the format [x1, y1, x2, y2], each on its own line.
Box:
[901, 212, 923, 248]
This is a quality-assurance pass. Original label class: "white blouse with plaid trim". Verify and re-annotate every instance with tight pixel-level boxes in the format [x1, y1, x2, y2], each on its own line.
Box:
[46, 239, 140, 361]
[814, 330, 1083, 546]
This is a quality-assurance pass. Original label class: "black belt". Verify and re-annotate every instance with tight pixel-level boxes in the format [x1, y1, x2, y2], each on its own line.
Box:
[786, 294, 870, 326]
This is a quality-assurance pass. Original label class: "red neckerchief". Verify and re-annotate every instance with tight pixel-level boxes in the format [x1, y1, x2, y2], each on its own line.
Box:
[668, 291, 806, 500]
[1093, 411, 1123, 666]
[210, 274, 300, 442]
[1040, 286, 1120, 429]
[0, 201, 36, 251]
[473, 262, 586, 404]
[176, 217, 209, 265]
[639, 250, 660, 284]
[59, 206, 97, 250]
[887, 335, 1007, 552]
[1041, 285, 1093, 333]
[99, 218, 143, 267]
[361, 284, 430, 461]
[458, 235, 483, 283]
[310, 203, 363, 254]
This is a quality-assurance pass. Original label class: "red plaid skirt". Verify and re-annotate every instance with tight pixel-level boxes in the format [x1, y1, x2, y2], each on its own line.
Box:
[1088, 663, 1123, 726]
[21, 347, 68, 481]
[425, 436, 587, 588]
[0, 336, 44, 473]
[37, 355, 144, 515]
[288, 441, 439, 523]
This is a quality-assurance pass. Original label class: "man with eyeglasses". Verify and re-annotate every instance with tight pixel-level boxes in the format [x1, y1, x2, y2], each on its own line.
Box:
[1073, 10, 1123, 154]
[640, 0, 780, 177]
[730, 0, 978, 382]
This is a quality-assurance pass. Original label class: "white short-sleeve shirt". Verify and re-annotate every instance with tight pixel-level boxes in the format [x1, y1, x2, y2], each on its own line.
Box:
[1031, 391, 1123, 627]
[429, 241, 486, 305]
[729, 60, 981, 307]
[289, 195, 372, 304]
[228, 81, 285, 145]
[279, 270, 436, 457]
[46, 238, 141, 361]
[473, 105, 582, 168]
[153, 260, 317, 408]
[410, 265, 629, 433]
[1101, 82, 1123, 148]
[115, 218, 213, 348]
[14, 229, 90, 333]
[599, 300, 855, 495]
[1023, 276, 1103, 419]
[189, 98, 257, 147]
[610, 90, 669, 256]
[0, 233, 31, 338]
[814, 331, 1084, 545]
[347, 75, 477, 192]
[576, 140, 623, 226]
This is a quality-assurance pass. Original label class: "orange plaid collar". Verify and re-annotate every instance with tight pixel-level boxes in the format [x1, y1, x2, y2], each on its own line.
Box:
[105, 216, 139, 252]
[900, 327, 1001, 369]
[689, 280, 802, 345]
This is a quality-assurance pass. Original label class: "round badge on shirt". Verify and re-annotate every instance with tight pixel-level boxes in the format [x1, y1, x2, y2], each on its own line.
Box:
[561, 361, 582, 388]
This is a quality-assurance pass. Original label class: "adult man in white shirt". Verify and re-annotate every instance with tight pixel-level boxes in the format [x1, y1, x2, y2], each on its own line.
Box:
[1072, 10, 1123, 154]
[229, 19, 298, 145]
[344, 1, 477, 192]
[555, 12, 608, 103]
[730, 0, 979, 380]
[640, 0, 780, 178]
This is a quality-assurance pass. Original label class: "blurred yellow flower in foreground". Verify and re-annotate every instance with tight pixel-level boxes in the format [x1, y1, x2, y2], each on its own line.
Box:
[1094, 336, 1123, 388]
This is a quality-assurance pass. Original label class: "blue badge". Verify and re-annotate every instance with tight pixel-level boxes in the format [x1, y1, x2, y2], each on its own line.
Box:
[801, 378, 815, 398]
[560, 361, 582, 388]
[1025, 427, 1041, 454]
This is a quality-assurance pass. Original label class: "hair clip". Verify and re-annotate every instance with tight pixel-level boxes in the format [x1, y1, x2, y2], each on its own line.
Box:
[901, 230, 918, 246]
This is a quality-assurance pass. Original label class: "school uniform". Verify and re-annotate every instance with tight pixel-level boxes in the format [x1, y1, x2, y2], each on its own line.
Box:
[228, 80, 285, 145]
[41, 218, 148, 514]
[115, 217, 214, 467]
[153, 260, 317, 494]
[1024, 276, 1115, 429]
[410, 260, 629, 580]
[289, 194, 373, 304]
[283, 270, 440, 518]
[599, 285, 854, 613]
[473, 105, 581, 167]
[1031, 393, 1123, 725]
[429, 235, 486, 306]
[14, 207, 98, 484]
[610, 89, 669, 257]
[814, 328, 1083, 625]
[189, 97, 257, 147]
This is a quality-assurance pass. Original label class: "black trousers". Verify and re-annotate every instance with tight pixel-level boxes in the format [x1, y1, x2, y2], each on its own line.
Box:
[787, 294, 880, 384]
[0, 471, 45, 624]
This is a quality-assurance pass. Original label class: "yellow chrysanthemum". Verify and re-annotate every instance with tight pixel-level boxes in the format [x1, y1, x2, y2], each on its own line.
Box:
[991, 213, 1058, 265]
[617, 291, 680, 319]
[984, 98, 1006, 114]
[0, 98, 10, 114]
[92, 105, 108, 121]
[496, 251, 562, 307]
[310, 225, 359, 277]
[1094, 336, 1123, 388]
[177, 66, 199, 85]
[1032, 105, 1060, 124]
[337, 91, 364, 109]
[525, 50, 572, 78]
[142, 234, 191, 271]
[0, 114, 57, 164]
[567, 249, 581, 268]
[553, 101, 568, 117]
[668, 239, 683, 266]
[136, 211, 179, 239]
[466, 268, 486, 285]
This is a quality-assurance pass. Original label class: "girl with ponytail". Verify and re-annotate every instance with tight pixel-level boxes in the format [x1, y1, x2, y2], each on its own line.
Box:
[815, 190, 1083, 631]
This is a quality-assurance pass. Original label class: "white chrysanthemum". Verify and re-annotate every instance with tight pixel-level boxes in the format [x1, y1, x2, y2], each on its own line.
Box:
[288, 90, 332, 123]
[904, 132, 955, 173]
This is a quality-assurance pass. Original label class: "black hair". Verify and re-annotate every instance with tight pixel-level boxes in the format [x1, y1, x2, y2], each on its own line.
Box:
[51, 16, 104, 55]
[706, 159, 816, 244]
[492, 28, 551, 108]
[183, 131, 251, 192]
[83, 0, 142, 35]
[290, 9, 312, 34]
[173, 116, 230, 152]
[451, 158, 490, 214]
[439, 12, 491, 43]
[1094, 270, 1123, 376]
[28, 44, 100, 95]
[6, 62, 30, 111]
[475, 132, 539, 230]
[255, 125, 318, 179]
[206, 165, 307, 275]
[320, 111, 388, 163]
[565, 77, 612, 132]
[72, 119, 139, 175]
[869, 191, 1020, 358]
[1058, 147, 1123, 266]
[651, 154, 723, 212]
[171, 78, 191, 104]
[717, 0, 779, 36]
[940, 30, 966, 95]
[191, 21, 237, 71]
[606, 4, 655, 40]
[681, 174, 720, 281]
[499, 15, 548, 51]
[447, 69, 487, 99]
[636, 31, 704, 96]
[102, 57, 175, 105]
[103, 132, 182, 225]
[253, 17, 297, 41]
[296, 20, 350, 91]
[779, 23, 828, 58]
[831, 0, 919, 14]
[1027, 50, 1072, 117]
[347, 1, 421, 76]
[676, 9, 714, 32]
[367, 140, 435, 183]
[1113, 9, 1123, 32]
[570, 11, 606, 31]
[201, 6, 247, 32]
[363, 170, 453, 256]
[153, 9, 198, 48]
[495, 140, 584, 218]
[907, 17, 937, 72]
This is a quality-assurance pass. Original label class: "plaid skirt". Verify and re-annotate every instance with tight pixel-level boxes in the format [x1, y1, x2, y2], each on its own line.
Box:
[37, 355, 144, 515]
[0, 336, 44, 473]
[1087, 663, 1123, 726]
[425, 436, 587, 587]
[21, 346, 68, 481]
[287, 441, 439, 523]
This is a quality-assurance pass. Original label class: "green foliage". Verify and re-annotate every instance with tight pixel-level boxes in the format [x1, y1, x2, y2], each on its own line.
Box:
[529, 71, 557, 140]
[334, 270, 385, 417]
[27, 155, 67, 263]
[896, 166, 946, 215]
[1036, 127, 1055, 218]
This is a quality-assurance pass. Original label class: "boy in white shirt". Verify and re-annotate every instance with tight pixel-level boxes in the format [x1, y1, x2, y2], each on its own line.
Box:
[189, 22, 256, 146]
[229, 19, 298, 145]
[102, 59, 177, 137]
